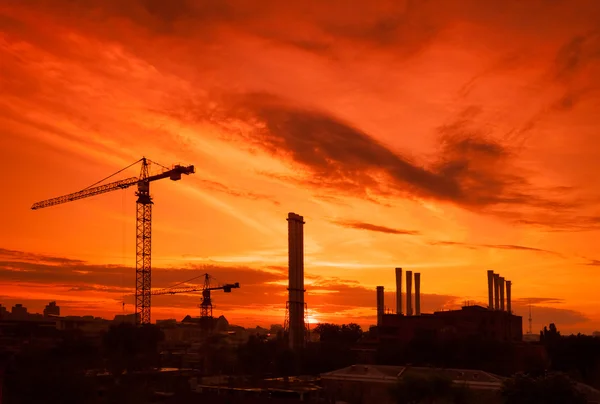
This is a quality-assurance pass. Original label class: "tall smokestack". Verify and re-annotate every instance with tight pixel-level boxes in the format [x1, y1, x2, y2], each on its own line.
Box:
[406, 271, 413, 316]
[493, 274, 500, 310]
[415, 273, 421, 316]
[395, 268, 403, 315]
[499, 277, 505, 311]
[376, 286, 384, 326]
[287, 212, 305, 350]
[506, 280, 512, 314]
[487, 270, 494, 310]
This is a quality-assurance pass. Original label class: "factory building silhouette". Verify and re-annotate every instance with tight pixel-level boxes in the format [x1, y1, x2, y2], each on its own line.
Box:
[375, 269, 522, 343]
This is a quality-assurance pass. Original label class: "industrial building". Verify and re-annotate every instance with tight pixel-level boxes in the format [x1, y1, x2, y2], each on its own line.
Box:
[376, 269, 523, 343]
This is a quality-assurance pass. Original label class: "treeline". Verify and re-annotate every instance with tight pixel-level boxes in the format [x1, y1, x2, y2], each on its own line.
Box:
[539, 323, 600, 389]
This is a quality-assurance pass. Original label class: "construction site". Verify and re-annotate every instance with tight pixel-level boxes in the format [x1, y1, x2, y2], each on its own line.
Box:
[26, 156, 524, 348]
[7, 156, 598, 403]
[27, 158, 310, 341]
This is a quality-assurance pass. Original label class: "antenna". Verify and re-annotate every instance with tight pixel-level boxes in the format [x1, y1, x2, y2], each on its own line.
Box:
[528, 300, 533, 335]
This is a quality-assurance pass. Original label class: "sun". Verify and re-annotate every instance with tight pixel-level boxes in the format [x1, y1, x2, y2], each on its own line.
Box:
[306, 315, 319, 324]
[306, 308, 320, 326]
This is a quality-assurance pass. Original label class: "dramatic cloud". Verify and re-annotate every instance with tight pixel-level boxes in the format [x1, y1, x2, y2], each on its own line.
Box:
[332, 220, 420, 235]
[190, 93, 590, 230]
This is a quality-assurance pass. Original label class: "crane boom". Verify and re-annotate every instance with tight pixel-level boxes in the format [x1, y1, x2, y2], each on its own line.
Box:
[153, 286, 202, 295]
[31, 157, 195, 325]
[31, 177, 139, 210]
[152, 282, 240, 296]
[30, 164, 194, 211]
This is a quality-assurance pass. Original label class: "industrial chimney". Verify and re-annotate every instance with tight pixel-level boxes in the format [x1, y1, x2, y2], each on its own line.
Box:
[376, 286, 384, 326]
[487, 270, 494, 310]
[415, 273, 421, 316]
[493, 273, 500, 310]
[506, 280, 512, 314]
[395, 268, 403, 315]
[406, 271, 413, 316]
[287, 212, 305, 350]
[499, 276, 505, 311]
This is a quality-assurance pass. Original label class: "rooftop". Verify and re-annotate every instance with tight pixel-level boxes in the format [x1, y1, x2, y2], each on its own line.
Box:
[321, 365, 504, 389]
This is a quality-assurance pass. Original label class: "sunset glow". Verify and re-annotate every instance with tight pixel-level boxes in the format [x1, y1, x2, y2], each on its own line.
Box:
[1, 0, 600, 334]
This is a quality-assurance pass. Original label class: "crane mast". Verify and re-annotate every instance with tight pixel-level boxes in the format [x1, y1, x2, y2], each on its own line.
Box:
[136, 159, 153, 325]
[31, 157, 195, 325]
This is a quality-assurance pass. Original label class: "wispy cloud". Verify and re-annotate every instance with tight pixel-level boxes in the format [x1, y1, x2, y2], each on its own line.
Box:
[198, 179, 280, 206]
[331, 220, 420, 235]
[0, 248, 85, 265]
[0, 248, 449, 323]
[512, 297, 565, 305]
[430, 241, 559, 255]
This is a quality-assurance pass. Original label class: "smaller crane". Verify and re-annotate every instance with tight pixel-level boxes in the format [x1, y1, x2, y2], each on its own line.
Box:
[152, 273, 240, 319]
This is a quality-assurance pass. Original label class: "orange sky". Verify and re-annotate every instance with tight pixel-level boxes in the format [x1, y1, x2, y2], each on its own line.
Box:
[1, 0, 599, 334]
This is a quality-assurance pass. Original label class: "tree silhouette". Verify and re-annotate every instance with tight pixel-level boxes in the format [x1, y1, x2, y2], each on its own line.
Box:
[501, 373, 586, 404]
[540, 323, 561, 345]
[313, 322, 363, 344]
[541, 331, 600, 389]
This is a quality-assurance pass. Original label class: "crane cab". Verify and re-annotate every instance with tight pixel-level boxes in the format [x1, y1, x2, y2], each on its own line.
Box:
[170, 164, 195, 181]
[222, 283, 240, 293]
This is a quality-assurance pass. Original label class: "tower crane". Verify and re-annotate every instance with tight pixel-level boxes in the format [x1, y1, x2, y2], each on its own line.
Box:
[31, 157, 195, 325]
[152, 273, 240, 319]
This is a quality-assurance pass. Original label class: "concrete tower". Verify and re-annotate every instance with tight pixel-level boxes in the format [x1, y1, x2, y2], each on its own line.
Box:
[287, 212, 305, 350]
[406, 270, 413, 316]
[487, 270, 494, 310]
[376, 286, 384, 326]
[415, 272, 421, 316]
[395, 268, 403, 315]
[493, 273, 500, 310]
[499, 276, 505, 311]
[506, 280, 512, 314]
